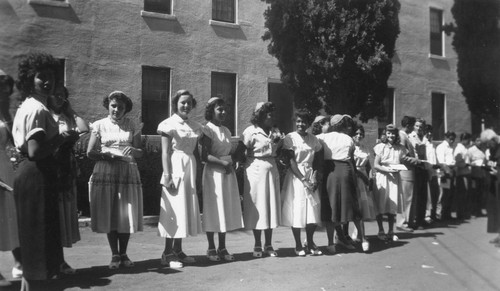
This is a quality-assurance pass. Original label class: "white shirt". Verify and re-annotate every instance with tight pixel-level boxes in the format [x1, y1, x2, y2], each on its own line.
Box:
[436, 140, 455, 166]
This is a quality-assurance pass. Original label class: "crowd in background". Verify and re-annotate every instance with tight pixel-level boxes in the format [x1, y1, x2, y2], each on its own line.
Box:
[1, 52, 499, 290]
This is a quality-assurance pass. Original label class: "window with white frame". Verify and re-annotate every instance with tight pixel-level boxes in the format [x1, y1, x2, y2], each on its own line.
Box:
[431, 92, 445, 140]
[212, 0, 236, 23]
[430, 8, 444, 56]
[142, 66, 170, 135]
[211, 72, 236, 135]
[144, 0, 171, 14]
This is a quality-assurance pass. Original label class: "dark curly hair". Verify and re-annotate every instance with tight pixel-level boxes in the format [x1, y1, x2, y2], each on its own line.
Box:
[250, 102, 275, 125]
[386, 126, 401, 145]
[355, 123, 365, 138]
[16, 52, 60, 100]
[205, 97, 225, 121]
[103, 91, 133, 113]
[294, 108, 314, 127]
[172, 89, 197, 113]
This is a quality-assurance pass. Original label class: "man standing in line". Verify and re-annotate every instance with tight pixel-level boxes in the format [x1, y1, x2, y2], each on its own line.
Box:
[435, 131, 457, 221]
[397, 116, 419, 232]
[408, 119, 433, 229]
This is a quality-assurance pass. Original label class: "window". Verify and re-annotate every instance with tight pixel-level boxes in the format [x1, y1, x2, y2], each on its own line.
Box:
[430, 8, 443, 56]
[212, 0, 235, 23]
[144, 0, 171, 14]
[142, 66, 170, 135]
[268, 82, 293, 134]
[431, 92, 445, 140]
[211, 72, 236, 135]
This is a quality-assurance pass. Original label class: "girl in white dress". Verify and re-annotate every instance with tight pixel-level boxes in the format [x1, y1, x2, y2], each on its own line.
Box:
[281, 109, 323, 256]
[201, 97, 243, 262]
[242, 102, 283, 258]
[48, 84, 89, 274]
[87, 91, 144, 269]
[373, 124, 408, 241]
[158, 90, 202, 268]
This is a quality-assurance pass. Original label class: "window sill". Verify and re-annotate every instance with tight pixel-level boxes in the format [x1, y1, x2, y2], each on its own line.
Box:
[141, 10, 177, 21]
[209, 20, 240, 29]
[28, 0, 70, 7]
[428, 54, 447, 60]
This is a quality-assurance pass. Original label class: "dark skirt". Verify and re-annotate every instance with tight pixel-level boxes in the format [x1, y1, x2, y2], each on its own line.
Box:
[321, 160, 361, 223]
[14, 155, 63, 280]
[487, 175, 500, 233]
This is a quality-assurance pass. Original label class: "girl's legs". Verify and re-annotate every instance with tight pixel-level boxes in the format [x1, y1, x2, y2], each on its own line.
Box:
[117, 233, 133, 267]
[305, 224, 317, 248]
[163, 237, 174, 255]
[217, 232, 226, 250]
[107, 231, 120, 269]
[353, 220, 366, 242]
[11, 247, 22, 278]
[217, 232, 234, 260]
[387, 214, 398, 241]
[326, 222, 335, 246]
[291, 227, 302, 250]
[253, 229, 262, 248]
[206, 232, 216, 250]
[264, 228, 277, 256]
[376, 214, 385, 233]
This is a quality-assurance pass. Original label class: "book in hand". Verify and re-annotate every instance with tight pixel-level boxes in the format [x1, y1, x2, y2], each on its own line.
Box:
[160, 174, 182, 190]
[388, 164, 408, 171]
[0, 180, 13, 192]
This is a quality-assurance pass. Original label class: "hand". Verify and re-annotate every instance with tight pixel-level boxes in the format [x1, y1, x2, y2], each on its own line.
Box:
[122, 146, 135, 156]
[101, 152, 116, 161]
[161, 174, 175, 190]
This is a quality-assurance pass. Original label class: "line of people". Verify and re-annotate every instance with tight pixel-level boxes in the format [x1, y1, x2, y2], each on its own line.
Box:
[1, 52, 499, 289]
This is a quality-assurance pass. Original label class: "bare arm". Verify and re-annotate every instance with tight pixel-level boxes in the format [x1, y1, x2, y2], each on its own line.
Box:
[86, 131, 115, 161]
[160, 134, 174, 189]
[27, 131, 78, 160]
[374, 154, 396, 174]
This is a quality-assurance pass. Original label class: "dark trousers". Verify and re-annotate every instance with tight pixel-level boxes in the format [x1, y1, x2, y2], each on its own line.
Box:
[455, 175, 471, 219]
[411, 167, 428, 226]
[427, 176, 440, 220]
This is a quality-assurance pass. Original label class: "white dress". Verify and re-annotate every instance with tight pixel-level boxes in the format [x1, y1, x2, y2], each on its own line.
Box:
[373, 143, 407, 215]
[0, 120, 18, 251]
[157, 114, 202, 238]
[88, 117, 143, 233]
[201, 122, 243, 232]
[281, 132, 322, 227]
[242, 125, 281, 230]
[354, 145, 376, 220]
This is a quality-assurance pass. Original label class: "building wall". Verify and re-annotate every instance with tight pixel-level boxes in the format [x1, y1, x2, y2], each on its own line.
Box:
[0, 0, 282, 135]
[0, 0, 471, 142]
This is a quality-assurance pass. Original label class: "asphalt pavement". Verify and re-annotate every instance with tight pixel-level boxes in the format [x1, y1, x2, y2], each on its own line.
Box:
[1, 215, 500, 291]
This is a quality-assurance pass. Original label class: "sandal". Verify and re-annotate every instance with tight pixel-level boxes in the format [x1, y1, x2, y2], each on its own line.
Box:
[120, 254, 134, 268]
[295, 247, 306, 257]
[362, 241, 370, 252]
[59, 262, 76, 274]
[161, 252, 183, 269]
[206, 249, 221, 262]
[253, 246, 263, 258]
[387, 232, 399, 241]
[217, 248, 235, 261]
[263, 245, 278, 257]
[109, 255, 120, 269]
[307, 244, 323, 256]
[377, 231, 387, 241]
[172, 250, 195, 264]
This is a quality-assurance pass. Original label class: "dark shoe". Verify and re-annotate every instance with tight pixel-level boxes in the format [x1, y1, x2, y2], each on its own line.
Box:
[172, 250, 195, 264]
[263, 245, 278, 257]
[109, 255, 120, 269]
[206, 249, 221, 262]
[59, 262, 76, 274]
[253, 246, 263, 258]
[120, 254, 134, 268]
[217, 248, 235, 261]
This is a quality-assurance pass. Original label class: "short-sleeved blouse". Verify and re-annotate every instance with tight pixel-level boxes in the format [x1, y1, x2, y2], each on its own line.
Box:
[13, 97, 59, 154]
[317, 132, 354, 161]
[202, 122, 232, 157]
[157, 113, 203, 153]
[241, 125, 278, 158]
[354, 145, 370, 168]
[283, 132, 322, 166]
[373, 142, 407, 165]
[92, 117, 140, 156]
[52, 112, 77, 133]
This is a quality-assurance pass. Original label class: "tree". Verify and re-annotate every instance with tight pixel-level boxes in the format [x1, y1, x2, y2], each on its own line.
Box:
[450, 0, 500, 127]
[262, 0, 400, 121]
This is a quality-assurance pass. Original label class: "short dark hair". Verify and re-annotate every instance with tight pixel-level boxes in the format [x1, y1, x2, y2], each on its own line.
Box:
[250, 102, 275, 125]
[331, 116, 354, 135]
[205, 98, 225, 121]
[444, 131, 456, 139]
[415, 118, 426, 126]
[294, 108, 314, 126]
[0, 74, 14, 96]
[103, 91, 133, 113]
[16, 52, 60, 100]
[171, 90, 197, 113]
[460, 132, 471, 141]
[355, 123, 365, 138]
[401, 116, 416, 128]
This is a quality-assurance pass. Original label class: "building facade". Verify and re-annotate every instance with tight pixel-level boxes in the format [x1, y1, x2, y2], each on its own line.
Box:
[0, 0, 472, 143]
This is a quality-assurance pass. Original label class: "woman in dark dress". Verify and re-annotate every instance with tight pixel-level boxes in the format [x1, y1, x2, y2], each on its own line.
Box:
[12, 53, 79, 287]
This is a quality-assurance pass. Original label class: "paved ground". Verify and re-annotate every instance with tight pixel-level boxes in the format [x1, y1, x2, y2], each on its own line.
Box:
[1, 216, 500, 291]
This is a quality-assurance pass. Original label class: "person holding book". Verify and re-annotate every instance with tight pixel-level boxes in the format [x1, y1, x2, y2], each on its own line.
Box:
[87, 91, 144, 269]
[373, 124, 409, 241]
[281, 109, 323, 256]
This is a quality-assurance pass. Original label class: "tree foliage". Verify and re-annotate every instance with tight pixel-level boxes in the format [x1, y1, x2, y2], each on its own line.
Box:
[450, 0, 500, 123]
[262, 0, 400, 121]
